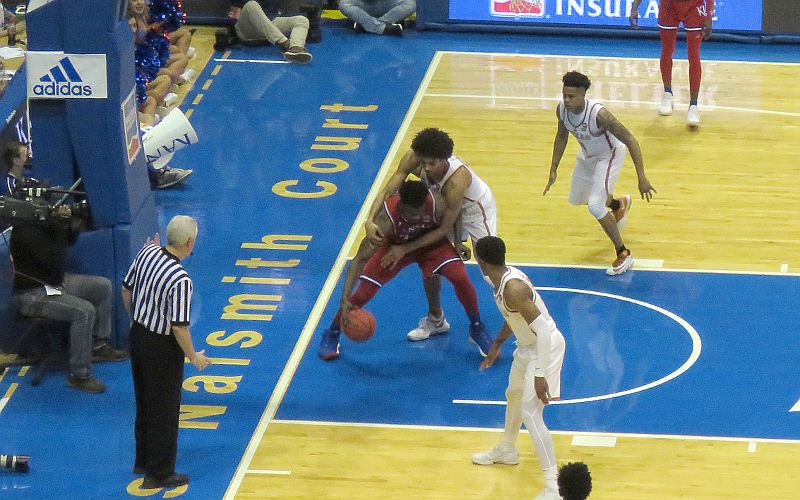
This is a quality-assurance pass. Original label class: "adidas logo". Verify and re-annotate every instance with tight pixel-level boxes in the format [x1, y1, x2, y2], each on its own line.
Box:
[31, 57, 93, 97]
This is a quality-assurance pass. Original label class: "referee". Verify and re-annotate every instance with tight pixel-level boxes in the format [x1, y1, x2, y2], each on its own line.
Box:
[121, 215, 210, 489]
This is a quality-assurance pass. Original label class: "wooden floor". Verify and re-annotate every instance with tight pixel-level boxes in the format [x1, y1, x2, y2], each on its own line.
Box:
[238, 422, 800, 499]
[405, 52, 800, 272]
[229, 52, 800, 499]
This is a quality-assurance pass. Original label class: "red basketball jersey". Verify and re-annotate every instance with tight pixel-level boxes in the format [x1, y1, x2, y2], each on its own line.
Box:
[383, 191, 439, 244]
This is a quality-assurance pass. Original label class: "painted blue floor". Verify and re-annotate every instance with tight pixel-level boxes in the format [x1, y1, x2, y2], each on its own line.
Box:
[0, 22, 798, 499]
[284, 264, 800, 440]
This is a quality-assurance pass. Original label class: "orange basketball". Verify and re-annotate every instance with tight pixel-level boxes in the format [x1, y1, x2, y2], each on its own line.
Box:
[342, 308, 376, 342]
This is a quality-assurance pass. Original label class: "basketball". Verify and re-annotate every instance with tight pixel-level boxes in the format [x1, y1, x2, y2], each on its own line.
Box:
[342, 308, 376, 342]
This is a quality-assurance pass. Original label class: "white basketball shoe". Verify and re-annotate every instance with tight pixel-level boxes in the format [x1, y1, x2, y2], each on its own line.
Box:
[659, 91, 674, 116]
[407, 314, 450, 341]
[687, 105, 701, 127]
[472, 445, 519, 465]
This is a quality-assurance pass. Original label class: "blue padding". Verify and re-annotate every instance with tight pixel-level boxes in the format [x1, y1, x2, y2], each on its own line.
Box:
[111, 196, 159, 345]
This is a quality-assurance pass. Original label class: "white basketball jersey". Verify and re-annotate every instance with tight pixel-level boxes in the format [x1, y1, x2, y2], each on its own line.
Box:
[558, 99, 622, 158]
[494, 266, 557, 347]
[422, 156, 494, 216]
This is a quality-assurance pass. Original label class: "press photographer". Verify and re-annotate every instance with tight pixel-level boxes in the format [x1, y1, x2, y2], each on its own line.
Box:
[3, 140, 128, 394]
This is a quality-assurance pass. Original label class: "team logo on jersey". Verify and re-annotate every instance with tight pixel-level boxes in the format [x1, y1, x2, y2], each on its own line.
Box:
[26, 52, 107, 99]
[491, 0, 545, 18]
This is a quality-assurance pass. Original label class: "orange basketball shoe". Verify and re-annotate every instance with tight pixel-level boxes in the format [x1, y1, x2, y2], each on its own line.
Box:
[607, 248, 634, 276]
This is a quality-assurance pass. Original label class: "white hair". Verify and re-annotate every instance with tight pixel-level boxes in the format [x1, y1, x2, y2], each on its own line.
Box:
[166, 215, 198, 247]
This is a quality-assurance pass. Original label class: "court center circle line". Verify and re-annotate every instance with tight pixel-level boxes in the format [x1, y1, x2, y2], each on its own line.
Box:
[543, 287, 701, 405]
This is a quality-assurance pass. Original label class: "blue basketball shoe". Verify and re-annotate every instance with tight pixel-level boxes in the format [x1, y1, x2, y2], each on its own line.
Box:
[468, 322, 492, 357]
[318, 328, 340, 361]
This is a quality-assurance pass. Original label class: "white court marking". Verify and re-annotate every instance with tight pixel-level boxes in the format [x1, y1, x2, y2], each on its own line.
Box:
[455, 286, 701, 405]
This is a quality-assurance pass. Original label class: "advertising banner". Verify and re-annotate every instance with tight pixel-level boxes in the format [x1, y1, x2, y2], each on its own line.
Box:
[449, 0, 763, 32]
[26, 52, 108, 99]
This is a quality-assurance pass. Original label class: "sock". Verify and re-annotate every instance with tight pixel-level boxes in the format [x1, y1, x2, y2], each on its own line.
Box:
[659, 29, 677, 93]
[690, 98, 698, 106]
[543, 465, 558, 492]
[687, 31, 703, 97]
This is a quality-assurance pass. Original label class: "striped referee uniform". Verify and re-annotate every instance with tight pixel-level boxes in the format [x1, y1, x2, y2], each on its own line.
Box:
[123, 243, 193, 480]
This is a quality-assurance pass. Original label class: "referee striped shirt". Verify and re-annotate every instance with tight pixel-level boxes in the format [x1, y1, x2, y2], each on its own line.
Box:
[123, 244, 193, 335]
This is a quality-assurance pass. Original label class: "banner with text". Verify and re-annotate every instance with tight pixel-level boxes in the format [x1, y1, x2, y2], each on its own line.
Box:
[449, 0, 763, 32]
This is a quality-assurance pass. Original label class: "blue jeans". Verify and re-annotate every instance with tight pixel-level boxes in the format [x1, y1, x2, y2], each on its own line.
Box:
[338, 0, 416, 34]
[14, 273, 112, 379]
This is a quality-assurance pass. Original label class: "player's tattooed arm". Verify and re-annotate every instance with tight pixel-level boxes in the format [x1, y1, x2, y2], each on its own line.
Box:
[597, 108, 656, 202]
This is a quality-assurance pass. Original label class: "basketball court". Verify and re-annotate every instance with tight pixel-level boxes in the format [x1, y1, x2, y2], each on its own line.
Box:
[1, 23, 799, 499]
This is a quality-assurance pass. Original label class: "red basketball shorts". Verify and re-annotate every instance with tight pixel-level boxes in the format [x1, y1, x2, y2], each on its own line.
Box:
[658, 0, 708, 31]
[360, 240, 463, 286]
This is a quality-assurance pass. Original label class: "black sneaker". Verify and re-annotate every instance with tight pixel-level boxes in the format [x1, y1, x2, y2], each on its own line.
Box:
[352, 22, 365, 33]
[142, 473, 189, 489]
[93, 343, 129, 362]
[67, 375, 107, 394]
[213, 28, 231, 52]
[383, 23, 403, 36]
[152, 168, 192, 189]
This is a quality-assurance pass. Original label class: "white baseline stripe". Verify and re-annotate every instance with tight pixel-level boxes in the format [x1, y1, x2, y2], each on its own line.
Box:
[272, 419, 800, 445]
[571, 435, 617, 447]
[437, 50, 800, 67]
[213, 58, 288, 64]
[424, 93, 800, 118]
[246, 469, 292, 475]
[222, 51, 446, 500]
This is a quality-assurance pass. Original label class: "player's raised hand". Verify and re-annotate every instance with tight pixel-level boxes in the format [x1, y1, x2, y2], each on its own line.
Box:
[380, 244, 407, 268]
[638, 177, 657, 202]
[542, 170, 557, 196]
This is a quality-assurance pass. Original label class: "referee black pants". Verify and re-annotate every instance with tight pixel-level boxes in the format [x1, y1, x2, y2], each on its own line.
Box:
[130, 322, 185, 479]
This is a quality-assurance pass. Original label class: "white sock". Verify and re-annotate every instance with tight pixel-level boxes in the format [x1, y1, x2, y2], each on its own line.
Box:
[543, 465, 558, 492]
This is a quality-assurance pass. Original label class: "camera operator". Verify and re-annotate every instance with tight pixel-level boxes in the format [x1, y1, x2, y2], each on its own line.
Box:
[6, 149, 128, 394]
[4, 140, 30, 195]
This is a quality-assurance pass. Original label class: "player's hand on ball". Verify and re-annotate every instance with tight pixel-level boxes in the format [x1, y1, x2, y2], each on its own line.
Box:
[543, 170, 557, 195]
[380, 245, 407, 268]
[638, 178, 657, 202]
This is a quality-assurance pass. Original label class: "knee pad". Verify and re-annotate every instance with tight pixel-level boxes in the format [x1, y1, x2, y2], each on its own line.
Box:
[588, 195, 607, 219]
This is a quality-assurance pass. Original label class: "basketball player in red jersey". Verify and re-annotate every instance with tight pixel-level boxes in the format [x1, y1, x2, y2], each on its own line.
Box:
[630, 0, 714, 127]
[318, 180, 492, 361]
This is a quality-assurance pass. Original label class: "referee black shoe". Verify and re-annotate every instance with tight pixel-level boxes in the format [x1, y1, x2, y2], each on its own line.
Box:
[143, 473, 189, 489]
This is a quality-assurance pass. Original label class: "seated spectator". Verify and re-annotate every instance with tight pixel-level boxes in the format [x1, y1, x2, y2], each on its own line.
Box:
[558, 462, 593, 500]
[0, 2, 24, 45]
[6, 164, 128, 394]
[218, 0, 312, 63]
[339, 0, 415, 36]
